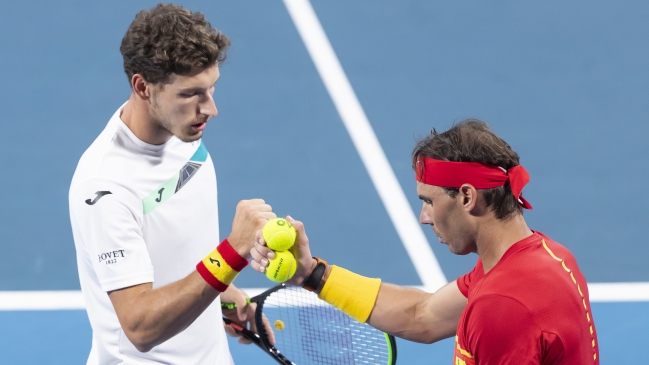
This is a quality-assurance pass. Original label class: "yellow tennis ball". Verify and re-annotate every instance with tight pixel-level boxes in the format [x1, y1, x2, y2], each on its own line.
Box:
[274, 320, 285, 331]
[262, 218, 297, 251]
[266, 250, 297, 283]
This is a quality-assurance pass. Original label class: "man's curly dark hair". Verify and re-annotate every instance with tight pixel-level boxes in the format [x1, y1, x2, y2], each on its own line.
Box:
[120, 3, 230, 85]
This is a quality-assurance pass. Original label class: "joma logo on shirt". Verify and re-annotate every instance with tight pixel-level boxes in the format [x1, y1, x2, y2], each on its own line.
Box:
[86, 191, 112, 205]
[98, 250, 125, 264]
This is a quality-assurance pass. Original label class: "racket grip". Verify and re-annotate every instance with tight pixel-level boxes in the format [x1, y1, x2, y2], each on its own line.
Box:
[224, 318, 245, 332]
[223, 317, 263, 348]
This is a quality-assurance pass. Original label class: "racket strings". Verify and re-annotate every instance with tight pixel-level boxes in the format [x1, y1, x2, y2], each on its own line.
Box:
[262, 286, 392, 365]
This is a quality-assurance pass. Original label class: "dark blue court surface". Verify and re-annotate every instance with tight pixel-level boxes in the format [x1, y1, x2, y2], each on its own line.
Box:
[0, 0, 647, 363]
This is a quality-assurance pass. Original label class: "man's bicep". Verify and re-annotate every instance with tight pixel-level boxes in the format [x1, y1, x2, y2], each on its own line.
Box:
[71, 180, 154, 292]
[465, 295, 541, 365]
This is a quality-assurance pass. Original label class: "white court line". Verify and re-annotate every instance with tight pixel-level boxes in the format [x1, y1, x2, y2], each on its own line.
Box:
[0, 288, 265, 311]
[283, 0, 447, 291]
[588, 282, 649, 302]
[1, 283, 646, 310]
[0, 291, 85, 311]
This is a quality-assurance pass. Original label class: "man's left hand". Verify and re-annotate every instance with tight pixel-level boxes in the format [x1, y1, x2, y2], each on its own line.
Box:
[221, 284, 275, 345]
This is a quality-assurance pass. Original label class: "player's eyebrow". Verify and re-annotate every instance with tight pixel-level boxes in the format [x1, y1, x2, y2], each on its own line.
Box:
[178, 82, 218, 93]
[418, 195, 430, 201]
[178, 87, 203, 93]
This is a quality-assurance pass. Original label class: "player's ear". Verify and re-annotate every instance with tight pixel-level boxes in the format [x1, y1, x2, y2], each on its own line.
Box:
[131, 74, 151, 100]
[459, 184, 478, 212]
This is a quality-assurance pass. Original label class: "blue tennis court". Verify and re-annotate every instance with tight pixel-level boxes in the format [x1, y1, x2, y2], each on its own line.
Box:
[0, 0, 647, 363]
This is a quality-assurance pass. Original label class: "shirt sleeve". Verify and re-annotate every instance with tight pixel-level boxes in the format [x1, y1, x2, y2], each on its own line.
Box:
[70, 179, 154, 292]
[464, 294, 542, 365]
[456, 258, 481, 297]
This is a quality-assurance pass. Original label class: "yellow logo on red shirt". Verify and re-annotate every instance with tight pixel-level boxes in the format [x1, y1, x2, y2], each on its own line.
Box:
[454, 336, 475, 365]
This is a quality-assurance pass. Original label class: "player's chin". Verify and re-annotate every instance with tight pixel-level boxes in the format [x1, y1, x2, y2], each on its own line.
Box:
[177, 129, 203, 143]
[444, 241, 458, 253]
[448, 244, 472, 256]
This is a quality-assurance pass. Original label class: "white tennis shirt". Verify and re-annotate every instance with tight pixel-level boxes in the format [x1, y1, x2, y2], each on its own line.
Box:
[69, 103, 233, 364]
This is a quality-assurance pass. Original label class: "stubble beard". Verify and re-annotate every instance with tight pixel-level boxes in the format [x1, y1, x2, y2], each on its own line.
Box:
[448, 236, 475, 256]
[150, 98, 201, 143]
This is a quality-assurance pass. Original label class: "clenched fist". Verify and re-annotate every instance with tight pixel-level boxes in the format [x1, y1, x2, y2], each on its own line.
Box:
[227, 199, 276, 258]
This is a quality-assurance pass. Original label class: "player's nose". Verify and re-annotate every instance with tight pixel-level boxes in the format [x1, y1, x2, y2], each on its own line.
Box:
[200, 93, 218, 118]
[419, 206, 432, 225]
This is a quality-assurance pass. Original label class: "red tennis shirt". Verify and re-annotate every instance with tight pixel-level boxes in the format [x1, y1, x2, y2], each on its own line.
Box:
[454, 232, 599, 365]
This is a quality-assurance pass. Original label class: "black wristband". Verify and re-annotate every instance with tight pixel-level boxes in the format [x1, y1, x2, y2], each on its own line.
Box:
[303, 257, 327, 294]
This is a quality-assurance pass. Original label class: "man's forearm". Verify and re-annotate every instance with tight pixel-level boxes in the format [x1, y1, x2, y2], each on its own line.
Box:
[367, 281, 465, 344]
[110, 271, 219, 352]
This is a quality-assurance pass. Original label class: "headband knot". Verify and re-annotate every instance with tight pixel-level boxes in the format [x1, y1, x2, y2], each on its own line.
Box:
[415, 156, 532, 209]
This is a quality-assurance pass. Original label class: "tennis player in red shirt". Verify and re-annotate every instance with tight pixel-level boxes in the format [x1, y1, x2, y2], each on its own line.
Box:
[251, 119, 599, 364]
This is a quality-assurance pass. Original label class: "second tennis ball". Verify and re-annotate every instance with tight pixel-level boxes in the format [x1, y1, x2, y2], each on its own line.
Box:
[262, 218, 297, 251]
[266, 250, 297, 283]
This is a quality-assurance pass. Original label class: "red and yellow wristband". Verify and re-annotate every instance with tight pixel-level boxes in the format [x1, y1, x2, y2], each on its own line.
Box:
[196, 239, 248, 292]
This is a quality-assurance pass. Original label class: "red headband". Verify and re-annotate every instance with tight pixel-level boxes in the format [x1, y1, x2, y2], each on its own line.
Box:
[415, 156, 532, 209]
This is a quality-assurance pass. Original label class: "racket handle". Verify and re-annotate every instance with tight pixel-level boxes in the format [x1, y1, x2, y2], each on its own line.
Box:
[223, 318, 296, 365]
[223, 318, 246, 332]
[223, 317, 264, 347]
[223, 317, 245, 332]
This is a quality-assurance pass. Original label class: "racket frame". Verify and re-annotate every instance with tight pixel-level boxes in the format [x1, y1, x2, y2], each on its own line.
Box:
[225, 283, 397, 365]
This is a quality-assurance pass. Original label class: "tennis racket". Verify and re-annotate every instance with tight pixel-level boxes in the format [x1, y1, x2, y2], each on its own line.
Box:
[222, 283, 397, 365]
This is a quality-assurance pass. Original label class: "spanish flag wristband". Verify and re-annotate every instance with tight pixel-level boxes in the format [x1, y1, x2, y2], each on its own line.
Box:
[196, 239, 248, 292]
[318, 265, 381, 323]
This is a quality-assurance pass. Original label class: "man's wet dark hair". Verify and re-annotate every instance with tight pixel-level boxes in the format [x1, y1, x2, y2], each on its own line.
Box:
[412, 119, 524, 220]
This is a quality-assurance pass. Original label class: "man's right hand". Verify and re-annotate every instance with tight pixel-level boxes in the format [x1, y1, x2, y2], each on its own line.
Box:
[227, 199, 276, 258]
[250, 216, 318, 287]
